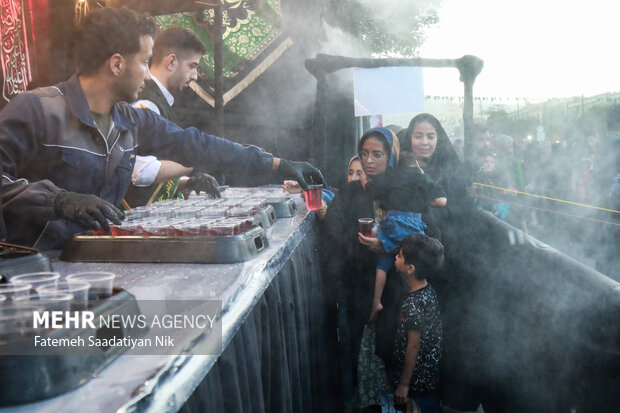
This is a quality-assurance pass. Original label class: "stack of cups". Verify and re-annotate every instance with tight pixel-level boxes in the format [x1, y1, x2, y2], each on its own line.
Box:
[3, 271, 117, 310]
[65, 272, 116, 301]
[9, 272, 69, 310]
[0, 271, 119, 339]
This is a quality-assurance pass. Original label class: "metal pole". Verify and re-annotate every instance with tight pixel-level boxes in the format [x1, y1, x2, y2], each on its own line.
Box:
[213, 1, 224, 136]
[305, 54, 484, 164]
[463, 80, 474, 163]
[456, 56, 483, 163]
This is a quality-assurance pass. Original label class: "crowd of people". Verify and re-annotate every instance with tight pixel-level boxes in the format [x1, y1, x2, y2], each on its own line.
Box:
[299, 106, 617, 412]
[293, 113, 474, 413]
[464, 116, 618, 279]
[0, 6, 617, 413]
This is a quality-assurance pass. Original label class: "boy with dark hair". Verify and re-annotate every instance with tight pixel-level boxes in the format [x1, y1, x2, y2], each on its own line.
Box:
[390, 234, 444, 412]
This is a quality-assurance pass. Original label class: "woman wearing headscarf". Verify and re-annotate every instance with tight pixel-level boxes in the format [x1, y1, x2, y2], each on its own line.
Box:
[403, 114, 487, 410]
[403, 114, 471, 213]
[323, 127, 405, 403]
[347, 155, 365, 183]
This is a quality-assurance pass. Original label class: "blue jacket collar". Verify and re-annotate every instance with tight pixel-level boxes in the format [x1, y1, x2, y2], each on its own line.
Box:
[63, 74, 134, 131]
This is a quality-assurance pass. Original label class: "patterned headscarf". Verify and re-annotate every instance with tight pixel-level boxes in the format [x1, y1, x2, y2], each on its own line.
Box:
[358, 127, 400, 171]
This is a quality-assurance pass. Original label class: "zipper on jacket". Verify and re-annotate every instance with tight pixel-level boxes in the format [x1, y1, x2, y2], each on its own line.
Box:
[98, 119, 112, 199]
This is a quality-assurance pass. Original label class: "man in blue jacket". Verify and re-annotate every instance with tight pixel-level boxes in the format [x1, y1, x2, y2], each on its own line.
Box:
[0, 8, 323, 249]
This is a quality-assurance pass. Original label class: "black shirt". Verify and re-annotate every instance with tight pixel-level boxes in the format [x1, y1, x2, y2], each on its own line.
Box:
[366, 167, 446, 214]
[389, 283, 442, 394]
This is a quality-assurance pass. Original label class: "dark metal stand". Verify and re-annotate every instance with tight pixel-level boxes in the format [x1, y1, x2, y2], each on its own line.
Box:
[304, 54, 484, 170]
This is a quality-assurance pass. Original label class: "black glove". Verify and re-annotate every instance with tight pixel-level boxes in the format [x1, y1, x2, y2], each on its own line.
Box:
[277, 159, 324, 191]
[184, 172, 221, 198]
[54, 191, 124, 231]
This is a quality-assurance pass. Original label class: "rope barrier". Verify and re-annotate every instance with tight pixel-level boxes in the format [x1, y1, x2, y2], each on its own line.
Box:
[472, 182, 620, 214]
[473, 194, 620, 227]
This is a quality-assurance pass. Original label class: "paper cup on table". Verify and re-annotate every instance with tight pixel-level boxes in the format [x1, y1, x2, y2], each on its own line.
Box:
[66, 272, 116, 300]
[10, 272, 60, 291]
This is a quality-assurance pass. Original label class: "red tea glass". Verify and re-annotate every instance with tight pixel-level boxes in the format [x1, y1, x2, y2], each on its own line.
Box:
[208, 223, 236, 236]
[303, 185, 323, 210]
[358, 218, 375, 237]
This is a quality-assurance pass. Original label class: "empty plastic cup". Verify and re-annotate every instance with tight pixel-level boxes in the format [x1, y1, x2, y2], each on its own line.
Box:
[66, 272, 116, 300]
[10, 272, 61, 290]
[14, 293, 73, 311]
[0, 305, 43, 336]
[0, 284, 33, 301]
[37, 281, 90, 303]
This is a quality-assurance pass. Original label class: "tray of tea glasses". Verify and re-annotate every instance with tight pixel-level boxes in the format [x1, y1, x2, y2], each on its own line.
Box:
[60, 187, 292, 263]
[61, 226, 269, 264]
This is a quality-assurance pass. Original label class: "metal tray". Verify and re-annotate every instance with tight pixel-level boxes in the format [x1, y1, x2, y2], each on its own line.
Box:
[255, 204, 277, 228]
[268, 198, 298, 218]
[0, 288, 144, 406]
[0, 242, 52, 279]
[60, 227, 269, 264]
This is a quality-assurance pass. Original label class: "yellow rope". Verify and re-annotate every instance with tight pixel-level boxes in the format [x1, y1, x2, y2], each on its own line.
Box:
[472, 182, 620, 214]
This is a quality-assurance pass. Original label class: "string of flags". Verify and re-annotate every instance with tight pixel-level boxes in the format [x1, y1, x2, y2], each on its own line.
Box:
[424, 96, 540, 102]
[424, 92, 620, 103]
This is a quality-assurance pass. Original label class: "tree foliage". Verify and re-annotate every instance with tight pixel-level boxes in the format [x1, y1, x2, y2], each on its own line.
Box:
[322, 0, 441, 57]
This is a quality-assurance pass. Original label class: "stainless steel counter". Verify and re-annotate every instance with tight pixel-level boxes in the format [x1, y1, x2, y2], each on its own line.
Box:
[2, 198, 316, 413]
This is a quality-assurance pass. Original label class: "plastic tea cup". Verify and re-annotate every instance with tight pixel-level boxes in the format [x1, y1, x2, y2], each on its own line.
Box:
[66, 272, 117, 300]
[10, 272, 61, 291]
[37, 281, 90, 303]
[14, 293, 73, 311]
[0, 284, 33, 301]
[38, 293, 74, 311]
[0, 305, 45, 336]
[358, 218, 375, 237]
[303, 185, 323, 210]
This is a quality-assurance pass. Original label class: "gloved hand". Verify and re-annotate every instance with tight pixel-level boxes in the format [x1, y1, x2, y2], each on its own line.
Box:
[54, 191, 124, 231]
[183, 172, 221, 198]
[277, 159, 324, 191]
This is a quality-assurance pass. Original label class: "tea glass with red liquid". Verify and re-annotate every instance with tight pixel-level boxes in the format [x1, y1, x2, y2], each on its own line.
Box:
[303, 185, 323, 210]
[358, 218, 375, 237]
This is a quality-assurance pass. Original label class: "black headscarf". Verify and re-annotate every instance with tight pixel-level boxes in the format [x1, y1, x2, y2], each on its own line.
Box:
[405, 113, 461, 182]
[405, 113, 472, 212]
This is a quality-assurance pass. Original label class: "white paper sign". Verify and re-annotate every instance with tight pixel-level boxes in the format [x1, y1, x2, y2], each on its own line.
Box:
[354, 67, 424, 116]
